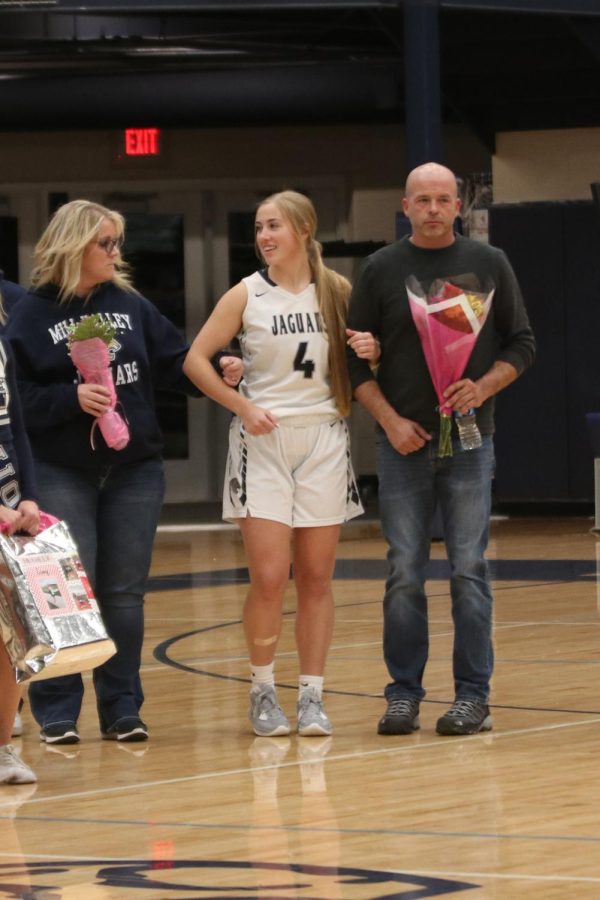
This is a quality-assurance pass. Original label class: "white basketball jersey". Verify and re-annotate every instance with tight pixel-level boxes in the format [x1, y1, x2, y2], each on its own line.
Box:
[238, 270, 338, 419]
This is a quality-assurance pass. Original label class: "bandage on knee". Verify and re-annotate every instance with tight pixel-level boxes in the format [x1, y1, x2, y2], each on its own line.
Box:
[253, 635, 278, 646]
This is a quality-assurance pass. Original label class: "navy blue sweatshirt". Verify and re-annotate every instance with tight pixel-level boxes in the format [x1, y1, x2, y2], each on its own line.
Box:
[0, 338, 37, 500]
[5, 282, 202, 470]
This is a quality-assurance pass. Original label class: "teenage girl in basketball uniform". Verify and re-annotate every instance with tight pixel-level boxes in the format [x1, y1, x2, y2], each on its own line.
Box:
[184, 190, 378, 737]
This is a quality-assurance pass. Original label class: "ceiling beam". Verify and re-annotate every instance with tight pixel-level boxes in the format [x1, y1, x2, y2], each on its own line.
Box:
[0, 62, 402, 128]
[1, 0, 600, 16]
[0, 1, 397, 11]
[442, 0, 600, 13]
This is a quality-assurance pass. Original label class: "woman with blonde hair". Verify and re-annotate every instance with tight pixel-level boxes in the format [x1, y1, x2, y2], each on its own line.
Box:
[184, 190, 377, 736]
[6, 199, 241, 744]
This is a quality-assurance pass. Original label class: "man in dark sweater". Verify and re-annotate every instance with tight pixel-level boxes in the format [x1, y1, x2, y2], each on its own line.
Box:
[346, 162, 535, 737]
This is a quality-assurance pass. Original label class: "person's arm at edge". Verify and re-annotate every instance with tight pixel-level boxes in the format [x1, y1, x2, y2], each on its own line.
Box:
[3, 341, 40, 533]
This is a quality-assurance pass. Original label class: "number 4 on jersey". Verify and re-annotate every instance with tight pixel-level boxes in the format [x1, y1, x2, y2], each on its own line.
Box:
[293, 341, 315, 379]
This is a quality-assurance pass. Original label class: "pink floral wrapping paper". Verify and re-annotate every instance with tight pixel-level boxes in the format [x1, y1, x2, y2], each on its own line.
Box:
[70, 336, 130, 450]
[406, 276, 494, 456]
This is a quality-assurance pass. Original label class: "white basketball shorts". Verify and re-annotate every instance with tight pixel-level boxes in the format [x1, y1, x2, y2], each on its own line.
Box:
[223, 415, 364, 527]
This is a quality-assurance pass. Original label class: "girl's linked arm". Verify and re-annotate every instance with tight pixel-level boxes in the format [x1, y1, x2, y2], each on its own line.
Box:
[183, 282, 249, 418]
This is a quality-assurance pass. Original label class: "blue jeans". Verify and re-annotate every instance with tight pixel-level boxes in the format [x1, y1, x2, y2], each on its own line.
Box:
[377, 434, 495, 703]
[28, 457, 165, 731]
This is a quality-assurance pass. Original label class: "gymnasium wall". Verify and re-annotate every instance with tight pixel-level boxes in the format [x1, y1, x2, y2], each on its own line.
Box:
[494, 128, 600, 202]
[0, 122, 490, 248]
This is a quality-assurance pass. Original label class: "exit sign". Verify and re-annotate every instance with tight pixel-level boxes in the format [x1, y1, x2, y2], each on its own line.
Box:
[123, 128, 161, 157]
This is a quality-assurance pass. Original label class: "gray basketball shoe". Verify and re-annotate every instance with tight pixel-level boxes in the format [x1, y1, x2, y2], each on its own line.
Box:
[297, 687, 332, 736]
[249, 685, 291, 737]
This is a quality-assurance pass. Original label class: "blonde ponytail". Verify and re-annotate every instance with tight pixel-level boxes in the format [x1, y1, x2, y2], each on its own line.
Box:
[306, 237, 352, 416]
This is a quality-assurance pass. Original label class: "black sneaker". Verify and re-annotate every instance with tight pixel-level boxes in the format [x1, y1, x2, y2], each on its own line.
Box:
[40, 721, 80, 745]
[436, 699, 492, 736]
[102, 716, 148, 743]
[377, 697, 420, 735]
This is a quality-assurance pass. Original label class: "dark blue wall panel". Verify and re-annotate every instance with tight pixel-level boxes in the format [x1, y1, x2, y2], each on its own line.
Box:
[489, 202, 570, 501]
[563, 202, 600, 499]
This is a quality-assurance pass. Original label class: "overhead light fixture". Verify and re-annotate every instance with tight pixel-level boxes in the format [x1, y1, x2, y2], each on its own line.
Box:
[124, 47, 245, 57]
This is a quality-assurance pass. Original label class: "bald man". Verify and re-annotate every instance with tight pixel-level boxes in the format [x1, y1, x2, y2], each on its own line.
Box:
[346, 162, 535, 737]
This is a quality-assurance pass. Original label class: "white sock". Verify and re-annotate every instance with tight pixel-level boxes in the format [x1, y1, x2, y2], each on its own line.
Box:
[250, 662, 275, 689]
[298, 675, 323, 699]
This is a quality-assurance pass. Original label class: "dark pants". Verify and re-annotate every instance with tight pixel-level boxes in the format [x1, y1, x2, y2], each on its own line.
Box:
[377, 434, 495, 703]
[28, 457, 165, 731]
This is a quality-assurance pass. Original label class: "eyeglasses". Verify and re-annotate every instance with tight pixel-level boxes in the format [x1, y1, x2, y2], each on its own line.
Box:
[95, 237, 124, 254]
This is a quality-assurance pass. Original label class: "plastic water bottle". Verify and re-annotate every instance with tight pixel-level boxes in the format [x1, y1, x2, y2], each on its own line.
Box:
[455, 409, 482, 450]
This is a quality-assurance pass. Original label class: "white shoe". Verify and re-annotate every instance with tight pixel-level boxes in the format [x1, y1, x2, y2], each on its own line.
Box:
[11, 711, 23, 737]
[0, 744, 37, 784]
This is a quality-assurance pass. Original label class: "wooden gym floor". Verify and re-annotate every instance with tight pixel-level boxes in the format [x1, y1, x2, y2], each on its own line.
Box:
[2, 513, 600, 898]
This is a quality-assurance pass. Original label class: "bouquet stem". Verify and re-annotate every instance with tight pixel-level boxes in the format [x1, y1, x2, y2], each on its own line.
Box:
[438, 412, 453, 458]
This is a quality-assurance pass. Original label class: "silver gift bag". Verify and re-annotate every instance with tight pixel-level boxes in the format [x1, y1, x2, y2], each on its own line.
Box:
[0, 518, 116, 683]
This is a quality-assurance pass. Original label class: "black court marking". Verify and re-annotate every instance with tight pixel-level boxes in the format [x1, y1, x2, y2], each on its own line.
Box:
[0, 859, 478, 897]
[147, 557, 599, 592]
[153, 620, 600, 715]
